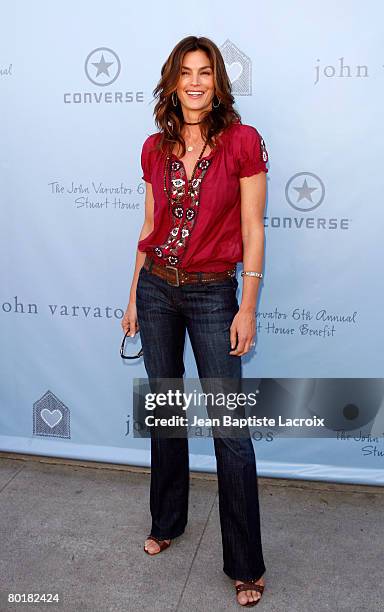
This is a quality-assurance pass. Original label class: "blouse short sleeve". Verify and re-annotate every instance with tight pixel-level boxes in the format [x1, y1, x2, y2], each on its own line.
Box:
[237, 125, 269, 178]
[141, 134, 156, 183]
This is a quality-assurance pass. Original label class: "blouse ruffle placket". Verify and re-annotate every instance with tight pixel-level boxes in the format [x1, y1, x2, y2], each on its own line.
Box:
[153, 157, 212, 266]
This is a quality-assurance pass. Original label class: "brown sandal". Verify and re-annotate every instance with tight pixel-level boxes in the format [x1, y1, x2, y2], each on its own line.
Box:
[235, 579, 265, 607]
[143, 534, 171, 556]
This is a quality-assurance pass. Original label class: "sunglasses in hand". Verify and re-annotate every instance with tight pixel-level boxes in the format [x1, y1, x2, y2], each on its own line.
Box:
[120, 330, 143, 359]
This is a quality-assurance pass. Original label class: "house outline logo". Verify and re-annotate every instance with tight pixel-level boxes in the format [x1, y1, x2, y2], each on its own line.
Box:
[33, 390, 71, 439]
[220, 39, 252, 95]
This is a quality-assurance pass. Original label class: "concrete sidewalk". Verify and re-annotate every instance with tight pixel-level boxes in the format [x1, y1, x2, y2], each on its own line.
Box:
[0, 453, 382, 612]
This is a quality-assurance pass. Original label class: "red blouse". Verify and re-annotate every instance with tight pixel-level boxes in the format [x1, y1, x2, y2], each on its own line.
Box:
[138, 121, 269, 272]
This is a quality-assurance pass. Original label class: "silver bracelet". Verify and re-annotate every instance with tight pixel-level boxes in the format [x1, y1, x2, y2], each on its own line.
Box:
[241, 271, 263, 279]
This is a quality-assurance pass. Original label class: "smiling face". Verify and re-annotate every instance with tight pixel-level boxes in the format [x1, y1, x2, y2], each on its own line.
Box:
[175, 49, 215, 117]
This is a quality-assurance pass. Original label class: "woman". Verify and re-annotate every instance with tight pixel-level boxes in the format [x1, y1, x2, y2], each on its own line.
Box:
[122, 35, 269, 608]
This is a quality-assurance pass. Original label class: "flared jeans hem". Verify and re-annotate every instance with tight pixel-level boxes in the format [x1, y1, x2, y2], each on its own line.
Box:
[223, 563, 266, 582]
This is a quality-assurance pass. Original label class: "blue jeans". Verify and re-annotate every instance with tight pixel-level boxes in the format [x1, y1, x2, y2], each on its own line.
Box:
[135, 263, 266, 581]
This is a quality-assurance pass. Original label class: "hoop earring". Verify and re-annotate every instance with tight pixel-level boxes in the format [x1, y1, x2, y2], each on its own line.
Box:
[172, 91, 178, 107]
[212, 95, 221, 109]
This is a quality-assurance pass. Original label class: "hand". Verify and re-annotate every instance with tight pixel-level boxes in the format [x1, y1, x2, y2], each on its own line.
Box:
[229, 309, 256, 356]
[121, 302, 139, 337]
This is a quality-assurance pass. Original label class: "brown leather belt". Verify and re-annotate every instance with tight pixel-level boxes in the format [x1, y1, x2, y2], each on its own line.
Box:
[143, 255, 236, 287]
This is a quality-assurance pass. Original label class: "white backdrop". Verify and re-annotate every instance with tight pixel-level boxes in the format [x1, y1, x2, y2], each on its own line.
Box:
[1, 0, 383, 485]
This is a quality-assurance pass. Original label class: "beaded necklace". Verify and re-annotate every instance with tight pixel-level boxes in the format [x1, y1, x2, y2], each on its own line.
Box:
[163, 141, 208, 220]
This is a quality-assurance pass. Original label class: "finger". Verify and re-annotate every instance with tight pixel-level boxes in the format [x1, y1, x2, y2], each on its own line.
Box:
[128, 321, 137, 336]
[239, 341, 252, 356]
[230, 337, 246, 355]
[230, 326, 238, 350]
[235, 332, 256, 356]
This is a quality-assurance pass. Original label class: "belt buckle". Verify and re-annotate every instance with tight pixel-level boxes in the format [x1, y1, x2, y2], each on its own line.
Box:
[165, 265, 180, 287]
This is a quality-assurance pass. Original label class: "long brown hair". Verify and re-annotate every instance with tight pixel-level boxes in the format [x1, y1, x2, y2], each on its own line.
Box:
[151, 36, 242, 157]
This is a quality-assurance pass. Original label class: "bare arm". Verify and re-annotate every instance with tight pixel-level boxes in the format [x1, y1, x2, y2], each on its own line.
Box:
[239, 171, 267, 312]
[121, 181, 154, 335]
[229, 171, 267, 355]
[128, 180, 154, 305]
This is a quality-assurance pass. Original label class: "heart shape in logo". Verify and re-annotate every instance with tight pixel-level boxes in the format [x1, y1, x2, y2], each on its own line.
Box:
[41, 408, 63, 428]
[225, 61, 243, 84]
